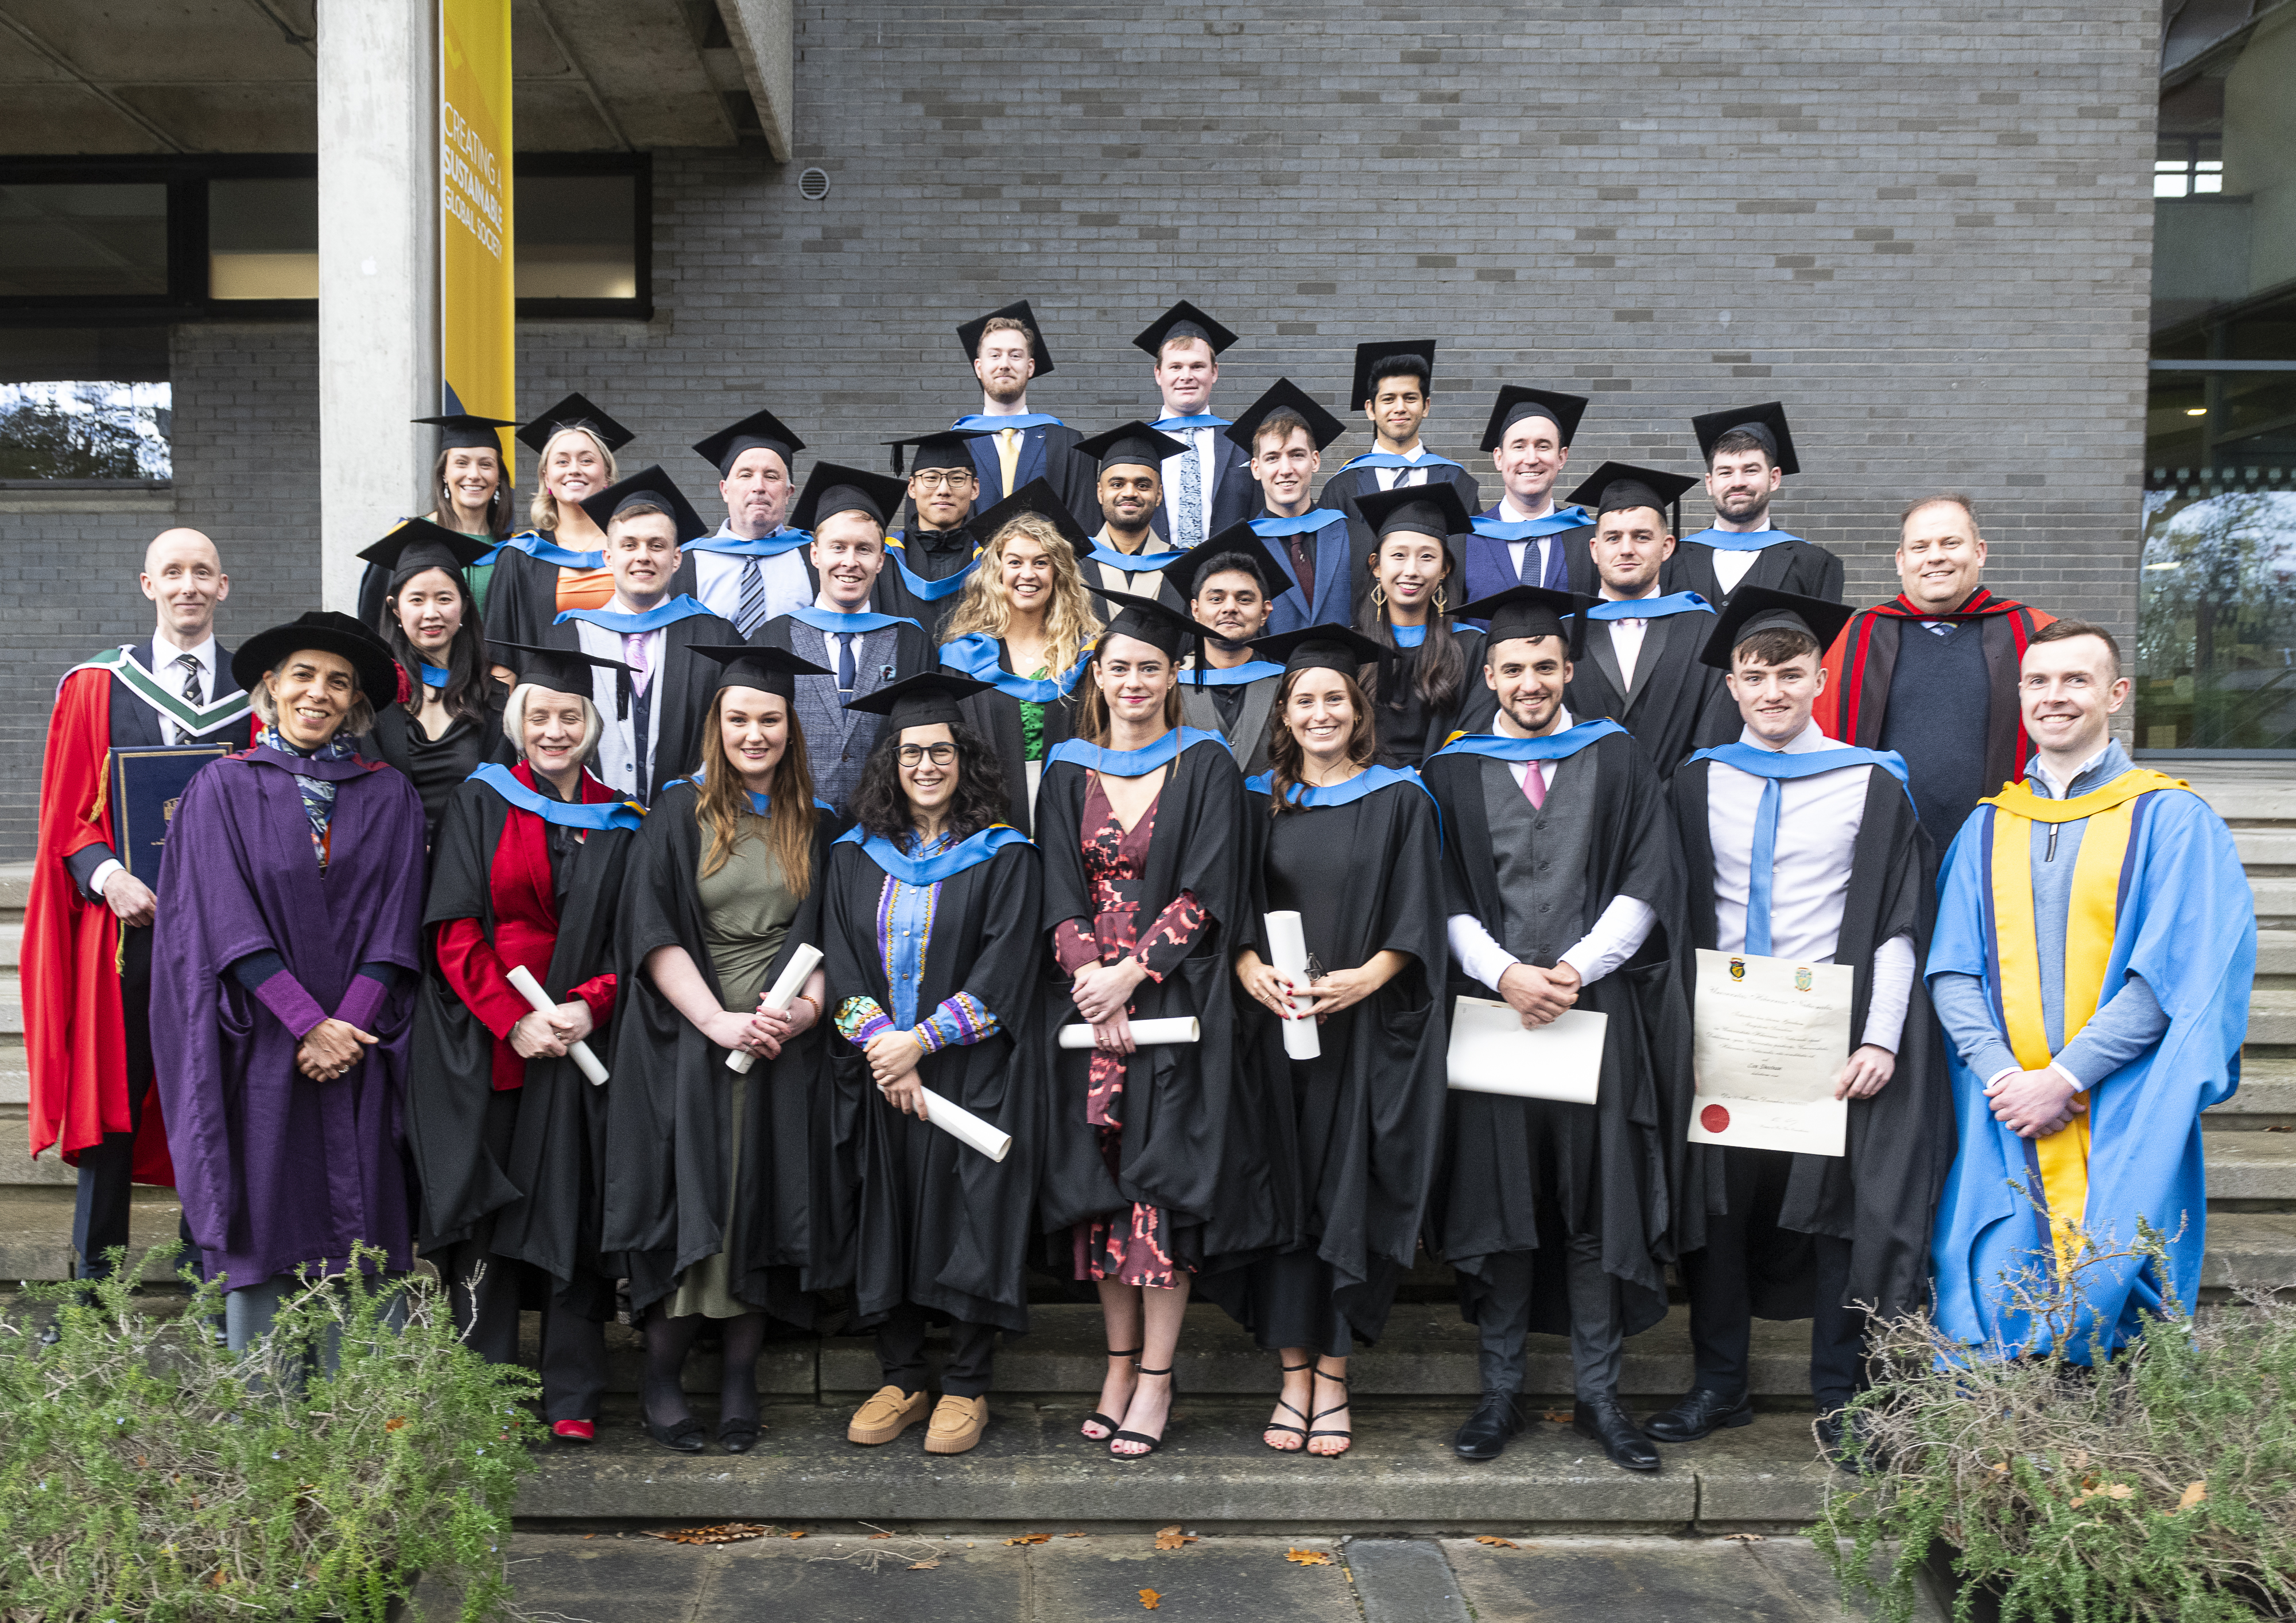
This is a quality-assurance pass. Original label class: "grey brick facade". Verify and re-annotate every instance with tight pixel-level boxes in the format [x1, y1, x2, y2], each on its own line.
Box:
[1, 0, 2159, 859]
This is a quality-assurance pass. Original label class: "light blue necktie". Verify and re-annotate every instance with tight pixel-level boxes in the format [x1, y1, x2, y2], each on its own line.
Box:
[1744, 777, 1781, 957]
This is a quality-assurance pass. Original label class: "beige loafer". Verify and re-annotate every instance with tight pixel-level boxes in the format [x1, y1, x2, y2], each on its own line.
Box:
[847, 1384, 930, 1446]
[924, 1392, 990, 1455]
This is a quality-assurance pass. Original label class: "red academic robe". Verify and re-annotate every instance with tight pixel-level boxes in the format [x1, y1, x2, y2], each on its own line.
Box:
[1816, 587, 2055, 785]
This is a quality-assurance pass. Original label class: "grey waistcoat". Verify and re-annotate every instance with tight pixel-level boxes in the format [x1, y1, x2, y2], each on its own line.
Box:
[1481, 750, 1595, 969]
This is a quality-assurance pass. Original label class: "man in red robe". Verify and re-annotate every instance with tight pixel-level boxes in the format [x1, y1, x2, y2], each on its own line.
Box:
[24, 528, 255, 1283]
[1816, 494, 2054, 845]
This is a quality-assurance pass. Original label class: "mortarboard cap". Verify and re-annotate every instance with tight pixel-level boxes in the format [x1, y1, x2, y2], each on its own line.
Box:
[1087, 585, 1225, 667]
[1455, 584, 1596, 660]
[1132, 299, 1239, 359]
[517, 391, 634, 455]
[957, 299, 1055, 374]
[1348, 339, 1437, 410]
[1479, 386, 1590, 452]
[1564, 460, 1701, 518]
[841, 669, 996, 731]
[358, 518, 492, 584]
[1178, 520, 1293, 603]
[414, 412, 518, 453]
[488, 638, 636, 697]
[578, 464, 712, 545]
[883, 426, 992, 476]
[689, 643, 835, 700]
[1249, 622, 1389, 680]
[969, 477, 1093, 561]
[1074, 420, 1188, 476]
[788, 461, 908, 534]
[1356, 480, 1474, 543]
[1690, 401, 1800, 477]
[1224, 378, 1347, 456]
[231, 610, 398, 704]
[692, 407, 806, 479]
[1697, 585, 1853, 671]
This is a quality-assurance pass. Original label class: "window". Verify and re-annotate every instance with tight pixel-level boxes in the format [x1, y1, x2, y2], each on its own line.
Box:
[0, 183, 169, 298]
[2154, 136, 2224, 199]
[210, 177, 319, 301]
[0, 325, 170, 484]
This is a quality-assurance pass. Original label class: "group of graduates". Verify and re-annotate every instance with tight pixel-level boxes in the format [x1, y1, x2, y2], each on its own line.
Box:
[25, 300, 2255, 1477]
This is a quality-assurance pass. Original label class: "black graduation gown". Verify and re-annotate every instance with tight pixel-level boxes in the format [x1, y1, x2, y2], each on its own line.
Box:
[600, 782, 842, 1320]
[1420, 731, 1699, 1337]
[480, 540, 580, 652]
[1200, 776, 1450, 1345]
[1372, 624, 1489, 767]
[1035, 736, 1282, 1262]
[875, 523, 980, 643]
[1320, 460, 1484, 525]
[1667, 756, 1952, 1323]
[541, 607, 740, 804]
[820, 836, 1048, 1333]
[1662, 534, 1845, 608]
[367, 690, 510, 844]
[1564, 614, 1737, 779]
[949, 644, 1082, 839]
[405, 775, 636, 1313]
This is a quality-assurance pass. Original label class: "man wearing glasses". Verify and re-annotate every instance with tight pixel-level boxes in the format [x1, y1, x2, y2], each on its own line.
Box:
[879, 428, 992, 640]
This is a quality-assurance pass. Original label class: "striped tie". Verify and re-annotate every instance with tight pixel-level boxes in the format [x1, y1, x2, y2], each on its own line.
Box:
[736, 556, 767, 638]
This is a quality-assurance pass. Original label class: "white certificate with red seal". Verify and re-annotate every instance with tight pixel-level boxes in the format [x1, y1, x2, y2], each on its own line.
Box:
[1687, 949, 1853, 1157]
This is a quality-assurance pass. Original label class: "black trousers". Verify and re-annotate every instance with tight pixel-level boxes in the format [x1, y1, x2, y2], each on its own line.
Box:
[1473, 1236, 1624, 1404]
[1680, 1147, 1866, 1411]
[71, 926, 201, 1282]
[443, 1241, 612, 1423]
[875, 1302, 998, 1399]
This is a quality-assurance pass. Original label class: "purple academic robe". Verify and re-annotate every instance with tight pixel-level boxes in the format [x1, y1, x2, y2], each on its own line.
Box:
[151, 744, 427, 1289]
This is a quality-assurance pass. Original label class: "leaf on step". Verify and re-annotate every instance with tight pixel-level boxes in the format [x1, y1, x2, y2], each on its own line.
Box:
[2178, 1480, 2208, 1511]
[788, 1529, 808, 1538]
[1474, 1536, 1517, 1548]
[1064, 1532, 1088, 1537]
[1006, 1533, 1050, 1546]
[1154, 1525, 1197, 1550]
[909, 1558, 940, 1570]
[1541, 1411, 1572, 1424]
[1286, 1548, 1333, 1566]
[2103, 1484, 2134, 1500]
[646, 1523, 780, 1545]
[1139, 1588, 1161, 1609]
[1724, 1533, 1765, 1543]
[868, 1532, 891, 1540]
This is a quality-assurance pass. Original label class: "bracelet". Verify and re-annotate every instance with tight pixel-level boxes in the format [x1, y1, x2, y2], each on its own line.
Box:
[792, 992, 819, 1020]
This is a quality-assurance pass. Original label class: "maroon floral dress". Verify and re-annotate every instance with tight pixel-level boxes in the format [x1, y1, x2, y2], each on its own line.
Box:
[1053, 773, 1208, 1288]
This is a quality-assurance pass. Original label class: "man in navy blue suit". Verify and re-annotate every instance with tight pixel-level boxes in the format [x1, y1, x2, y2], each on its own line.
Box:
[1135, 301, 1257, 550]
[1460, 386, 1602, 609]
[952, 300, 1097, 530]
[1227, 379, 1370, 636]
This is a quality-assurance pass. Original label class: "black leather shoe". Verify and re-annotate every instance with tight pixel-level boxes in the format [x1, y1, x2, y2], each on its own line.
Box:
[1573, 1398, 1661, 1472]
[1642, 1386, 1753, 1443]
[1452, 1391, 1530, 1461]
[1814, 1411, 1870, 1475]
[644, 1416, 709, 1454]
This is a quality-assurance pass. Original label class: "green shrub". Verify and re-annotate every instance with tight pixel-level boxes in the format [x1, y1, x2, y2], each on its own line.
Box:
[1, 1245, 537, 1622]
[1818, 1222, 2296, 1623]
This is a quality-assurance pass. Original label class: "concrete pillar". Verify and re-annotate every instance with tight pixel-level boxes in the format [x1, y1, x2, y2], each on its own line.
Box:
[315, 1, 440, 613]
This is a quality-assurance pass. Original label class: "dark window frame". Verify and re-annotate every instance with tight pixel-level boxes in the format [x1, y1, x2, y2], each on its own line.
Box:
[0, 152, 650, 325]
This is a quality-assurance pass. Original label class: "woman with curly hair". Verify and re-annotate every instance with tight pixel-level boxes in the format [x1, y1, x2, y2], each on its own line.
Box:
[817, 672, 1045, 1457]
[937, 480, 1102, 833]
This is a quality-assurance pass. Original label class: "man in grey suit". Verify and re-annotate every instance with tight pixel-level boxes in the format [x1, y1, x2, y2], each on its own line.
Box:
[1172, 524, 1288, 778]
[751, 463, 934, 814]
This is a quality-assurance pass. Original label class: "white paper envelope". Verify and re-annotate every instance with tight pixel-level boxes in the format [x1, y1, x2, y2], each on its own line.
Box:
[1445, 998, 1607, 1105]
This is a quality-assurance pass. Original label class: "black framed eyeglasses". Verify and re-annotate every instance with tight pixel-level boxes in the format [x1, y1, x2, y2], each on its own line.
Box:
[897, 743, 957, 766]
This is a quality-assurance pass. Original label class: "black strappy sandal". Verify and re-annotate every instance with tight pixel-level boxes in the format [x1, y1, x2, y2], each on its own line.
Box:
[1306, 1364, 1353, 1458]
[1081, 1345, 1142, 1441]
[1263, 1360, 1313, 1451]
[1110, 1364, 1174, 1459]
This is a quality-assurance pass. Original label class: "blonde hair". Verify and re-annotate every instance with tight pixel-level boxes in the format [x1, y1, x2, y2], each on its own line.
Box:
[938, 511, 1103, 677]
[527, 426, 620, 535]
[501, 684, 603, 763]
[695, 688, 817, 893]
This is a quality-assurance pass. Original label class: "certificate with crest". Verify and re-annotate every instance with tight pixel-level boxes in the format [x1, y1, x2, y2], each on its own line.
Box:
[108, 743, 233, 884]
[1686, 949, 1853, 1157]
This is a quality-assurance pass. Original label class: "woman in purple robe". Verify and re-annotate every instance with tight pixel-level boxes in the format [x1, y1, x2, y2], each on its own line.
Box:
[152, 611, 428, 1353]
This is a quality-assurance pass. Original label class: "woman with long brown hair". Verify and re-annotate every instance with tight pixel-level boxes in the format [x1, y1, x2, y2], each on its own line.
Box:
[1207, 626, 1449, 1459]
[482, 394, 633, 649]
[602, 644, 838, 1455]
[937, 481, 1103, 833]
[355, 414, 521, 631]
[1352, 484, 1493, 764]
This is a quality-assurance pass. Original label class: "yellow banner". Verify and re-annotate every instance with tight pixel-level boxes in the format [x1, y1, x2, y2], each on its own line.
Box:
[439, 0, 514, 472]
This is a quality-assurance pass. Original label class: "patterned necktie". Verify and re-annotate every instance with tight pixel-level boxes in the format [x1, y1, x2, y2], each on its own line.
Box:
[836, 632, 856, 697]
[172, 653, 200, 744]
[1517, 537, 1542, 586]
[622, 631, 652, 694]
[1521, 759, 1546, 810]
[736, 556, 767, 638]
[1175, 429, 1205, 550]
[1744, 776, 1782, 956]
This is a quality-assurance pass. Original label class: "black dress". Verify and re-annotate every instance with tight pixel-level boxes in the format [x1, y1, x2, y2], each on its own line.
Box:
[1372, 624, 1489, 767]
[367, 690, 509, 845]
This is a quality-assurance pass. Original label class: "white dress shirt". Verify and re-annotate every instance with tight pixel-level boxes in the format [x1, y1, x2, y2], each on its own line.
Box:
[84, 629, 221, 898]
[1597, 595, 1658, 691]
[1442, 709, 1662, 993]
[1707, 534, 1771, 593]
[1706, 717, 1915, 1051]
[691, 529, 812, 627]
[1372, 443, 1437, 492]
[1498, 494, 1561, 584]
[575, 614, 663, 797]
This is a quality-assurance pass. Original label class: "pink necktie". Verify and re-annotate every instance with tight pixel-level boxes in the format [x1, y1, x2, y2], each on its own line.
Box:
[622, 631, 652, 693]
[1522, 760, 1546, 809]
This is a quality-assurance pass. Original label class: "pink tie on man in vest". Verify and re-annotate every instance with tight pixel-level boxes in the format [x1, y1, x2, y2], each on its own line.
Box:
[1522, 759, 1546, 810]
[622, 631, 652, 693]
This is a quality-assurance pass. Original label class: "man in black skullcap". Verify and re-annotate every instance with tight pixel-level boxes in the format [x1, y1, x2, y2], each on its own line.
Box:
[1418, 585, 1696, 1474]
[1172, 525, 1290, 776]
[1317, 340, 1483, 522]
[1135, 301, 1256, 550]
[1663, 402, 1843, 608]
[1229, 379, 1370, 635]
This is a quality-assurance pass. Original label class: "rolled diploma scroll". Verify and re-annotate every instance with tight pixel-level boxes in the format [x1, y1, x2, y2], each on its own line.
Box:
[1263, 910, 1322, 1061]
[1057, 1016, 1202, 1049]
[910, 1088, 1013, 1164]
[503, 965, 610, 1086]
[726, 943, 826, 1074]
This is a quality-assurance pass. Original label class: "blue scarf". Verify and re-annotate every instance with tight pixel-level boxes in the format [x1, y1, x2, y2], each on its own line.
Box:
[553, 595, 714, 634]
[834, 822, 1031, 884]
[467, 762, 644, 831]
[683, 526, 812, 559]
[495, 531, 605, 569]
[885, 536, 983, 603]
[1389, 621, 1472, 649]
[1430, 716, 1626, 764]
[1681, 526, 1804, 553]
[1087, 538, 1195, 575]
[258, 724, 362, 845]
[1684, 741, 1911, 950]
[1047, 726, 1230, 778]
[1243, 762, 1435, 812]
[1252, 508, 1346, 538]
[785, 604, 922, 636]
[418, 662, 454, 690]
[1472, 506, 1591, 542]
[1152, 412, 1230, 430]
[940, 634, 1089, 702]
[661, 769, 836, 817]
[1188, 659, 1284, 688]
[1337, 450, 1464, 471]
[1584, 592, 1715, 620]
[953, 411, 1064, 431]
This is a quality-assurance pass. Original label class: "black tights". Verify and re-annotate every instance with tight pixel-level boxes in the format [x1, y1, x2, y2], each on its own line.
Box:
[642, 1309, 766, 1431]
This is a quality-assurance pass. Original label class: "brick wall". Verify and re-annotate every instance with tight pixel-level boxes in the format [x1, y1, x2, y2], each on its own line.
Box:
[1, 0, 2159, 859]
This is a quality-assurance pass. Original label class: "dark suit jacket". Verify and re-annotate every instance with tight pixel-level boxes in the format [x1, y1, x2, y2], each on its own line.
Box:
[969, 420, 1098, 530]
[1461, 506, 1599, 609]
[1149, 429, 1258, 545]
[1661, 534, 1845, 608]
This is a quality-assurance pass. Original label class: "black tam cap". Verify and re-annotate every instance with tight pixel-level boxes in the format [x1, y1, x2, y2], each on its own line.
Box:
[358, 518, 492, 585]
[488, 638, 635, 696]
[232, 610, 398, 704]
[578, 464, 711, 544]
[517, 391, 634, 455]
[1074, 420, 1188, 476]
[1479, 386, 1589, 452]
[970, 477, 1093, 561]
[883, 426, 992, 476]
[1455, 585, 1595, 660]
[1564, 460, 1700, 517]
[1179, 520, 1291, 604]
[957, 299, 1054, 374]
[692, 407, 805, 479]
[1250, 622, 1389, 679]
[414, 412, 518, 453]
[789, 461, 907, 533]
[1697, 585, 1853, 671]
[1223, 378, 1347, 456]
[1347, 340, 1437, 410]
[1356, 480, 1473, 544]
[1690, 401, 1799, 476]
[689, 643, 834, 700]
[1133, 300, 1239, 358]
[841, 669, 995, 729]
[1087, 585, 1224, 667]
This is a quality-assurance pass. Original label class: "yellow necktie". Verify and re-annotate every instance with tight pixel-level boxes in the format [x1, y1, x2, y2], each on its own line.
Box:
[996, 427, 1023, 495]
